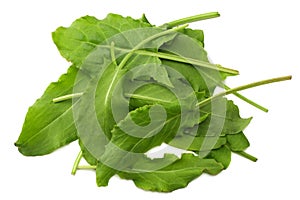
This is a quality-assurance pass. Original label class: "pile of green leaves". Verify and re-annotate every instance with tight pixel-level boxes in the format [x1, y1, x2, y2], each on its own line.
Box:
[15, 12, 291, 192]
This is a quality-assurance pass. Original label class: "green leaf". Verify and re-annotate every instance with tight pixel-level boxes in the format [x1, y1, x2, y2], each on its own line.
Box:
[95, 104, 182, 185]
[52, 14, 152, 66]
[95, 81, 201, 184]
[76, 25, 188, 185]
[118, 153, 223, 192]
[131, 62, 174, 88]
[128, 83, 178, 111]
[15, 66, 90, 155]
[168, 135, 226, 152]
[197, 98, 252, 137]
[128, 84, 208, 121]
[226, 132, 250, 151]
[160, 32, 226, 94]
[139, 13, 150, 24]
[79, 140, 97, 165]
[96, 163, 116, 187]
[179, 28, 205, 47]
[206, 145, 231, 169]
[127, 84, 250, 154]
[16, 12, 287, 192]
[74, 26, 180, 141]
[109, 105, 180, 153]
[163, 60, 210, 92]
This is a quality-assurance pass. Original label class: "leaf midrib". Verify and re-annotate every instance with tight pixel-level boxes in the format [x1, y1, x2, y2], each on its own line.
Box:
[127, 165, 205, 174]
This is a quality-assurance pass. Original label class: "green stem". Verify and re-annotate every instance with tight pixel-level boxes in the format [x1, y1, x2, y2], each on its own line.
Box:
[135, 50, 239, 75]
[110, 42, 118, 66]
[133, 49, 272, 112]
[224, 84, 269, 112]
[118, 24, 188, 70]
[234, 151, 258, 162]
[53, 92, 83, 103]
[197, 75, 292, 107]
[125, 93, 174, 104]
[77, 165, 97, 170]
[71, 151, 83, 175]
[163, 12, 220, 28]
[134, 50, 270, 111]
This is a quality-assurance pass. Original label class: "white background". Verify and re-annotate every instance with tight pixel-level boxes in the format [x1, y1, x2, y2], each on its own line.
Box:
[0, 0, 299, 199]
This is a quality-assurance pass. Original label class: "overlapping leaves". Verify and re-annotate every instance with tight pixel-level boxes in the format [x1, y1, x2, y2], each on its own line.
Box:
[16, 13, 262, 192]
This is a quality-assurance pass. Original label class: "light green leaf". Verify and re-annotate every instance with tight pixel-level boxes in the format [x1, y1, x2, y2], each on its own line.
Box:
[96, 164, 116, 187]
[52, 14, 152, 66]
[78, 140, 97, 165]
[15, 66, 90, 155]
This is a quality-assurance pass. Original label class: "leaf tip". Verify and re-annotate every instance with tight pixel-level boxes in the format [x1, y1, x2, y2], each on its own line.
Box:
[14, 141, 20, 147]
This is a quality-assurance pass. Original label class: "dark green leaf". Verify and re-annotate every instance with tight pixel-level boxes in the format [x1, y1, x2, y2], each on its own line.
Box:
[197, 98, 252, 137]
[118, 153, 223, 192]
[226, 132, 250, 151]
[179, 28, 205, 47]
[168, 135, 226, 152]
[206, 145, 231, 169]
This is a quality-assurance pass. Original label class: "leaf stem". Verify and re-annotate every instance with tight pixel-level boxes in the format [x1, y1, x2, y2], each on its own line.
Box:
[234, 151, 258, 162]
[110, 42, 118, 66]
[131, 50, 269, 111]
[135, 50, 239, 75]
[163, 12, 220, 29]
[77, 165, 97, 170]
[53, 92, 83, 103]
[71, 151, 83, 175]
[224, 84, 269, 112]
[197, 75, 292, 107]
[135, 50, 269, 112]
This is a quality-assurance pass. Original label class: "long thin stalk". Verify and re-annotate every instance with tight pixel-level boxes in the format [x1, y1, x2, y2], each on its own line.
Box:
[135, 50, 272, 112]
[77, 165, 97, 170]
[135, 50, 239, 75]
[197, 75, 292, 107]
[234, 151, 258, 162]
[224, 84, 269, 112]
[163, 12, 220, 28]
[71, 151, 83, 175]
[53, 92, 83, 103]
